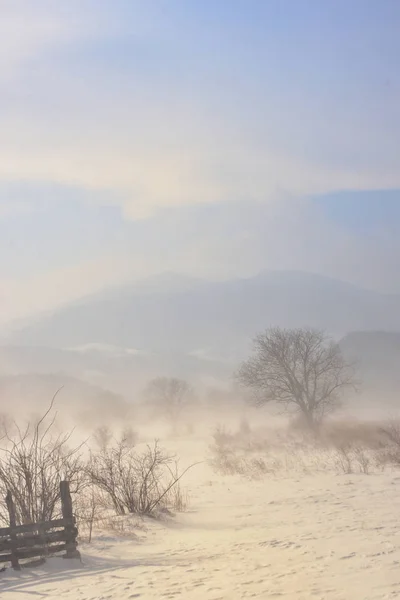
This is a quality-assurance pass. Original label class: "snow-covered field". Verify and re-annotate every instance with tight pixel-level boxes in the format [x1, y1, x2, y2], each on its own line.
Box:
[2, 435, 400, 600]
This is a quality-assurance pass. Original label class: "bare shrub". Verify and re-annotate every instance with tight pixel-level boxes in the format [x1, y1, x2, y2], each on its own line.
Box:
[209, 425, 282, 478]
[209, 442, 244, 476]
[0, 391, 86, 526]
[380, 420, 400, 448]
[331, 441, 373, 475]
[209, 426, 247, 475]
[333, 444, 354, 474]
[248, 457, 268, 476]
[374, 420, 400, 468]
[74, 486, 99, 543]
[87, 438, 194, 517]
[93, 425, 137, 451]
[161, 462, 190, 512]
[353, 446, 371, 474]
[211, 424, 233, 448]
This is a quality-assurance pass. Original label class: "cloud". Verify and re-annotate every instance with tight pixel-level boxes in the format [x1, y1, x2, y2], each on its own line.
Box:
[0, 2, 399, 219]
[2, 100, 399, 221]
[0, 1, 87, 79]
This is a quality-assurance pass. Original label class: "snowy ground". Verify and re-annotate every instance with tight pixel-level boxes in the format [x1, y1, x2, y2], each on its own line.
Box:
[2, 437, 400, 600]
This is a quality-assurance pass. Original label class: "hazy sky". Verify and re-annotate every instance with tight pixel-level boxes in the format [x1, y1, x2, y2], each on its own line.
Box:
[0, 1, 399, 323]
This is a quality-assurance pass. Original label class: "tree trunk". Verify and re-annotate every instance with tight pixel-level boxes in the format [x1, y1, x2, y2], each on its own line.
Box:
[302, 409, 318, 432]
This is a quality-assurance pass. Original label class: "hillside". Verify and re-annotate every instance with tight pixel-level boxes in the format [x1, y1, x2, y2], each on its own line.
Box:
[5, 271, 400, 359]
[340, 331, 400, 403]
[0, 373, 129, 430]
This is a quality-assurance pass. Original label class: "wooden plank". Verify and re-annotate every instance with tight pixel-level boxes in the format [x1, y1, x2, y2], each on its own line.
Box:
[37, 522, 49, 561]
[20, 543, 69, 560]
[0, 528, 78, 552]
[21, 557, 46, 569]
[0, 517, 75, 537]
[0, 543, 68, 564]
[6, 492, 20, 571]
[60, 481, 80, 560]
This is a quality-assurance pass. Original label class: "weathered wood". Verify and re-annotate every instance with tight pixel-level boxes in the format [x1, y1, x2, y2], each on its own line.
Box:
[0, 527, 78, 552]
[0, 481, 80, 567]
[37, 522, 48, 561]
[60, 481, 80, 560]
[5, 492, 21, 571]
[21, 557, 46, 569]
[0, 517, 75, 538]
[0, 543, 68, 564]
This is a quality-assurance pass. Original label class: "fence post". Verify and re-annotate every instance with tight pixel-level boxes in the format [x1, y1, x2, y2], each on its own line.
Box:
[60, 481, 80, 560]
[5, 492, 21, 571]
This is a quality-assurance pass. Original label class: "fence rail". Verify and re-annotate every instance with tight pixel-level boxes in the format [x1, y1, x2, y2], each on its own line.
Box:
[0, 517, 73, 538]
[0, 481, 80, 570]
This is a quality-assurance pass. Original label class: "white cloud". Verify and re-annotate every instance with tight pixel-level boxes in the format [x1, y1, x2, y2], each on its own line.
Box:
[0, 2, 399, 220]
[0, 1, 171, 80]
[1, 104, 399, 221]
[0, 2, 85, 78]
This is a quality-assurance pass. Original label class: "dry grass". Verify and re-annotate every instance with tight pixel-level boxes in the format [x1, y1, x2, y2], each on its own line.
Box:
[209, 417, 400, 478]
[319, 419, 387, 449]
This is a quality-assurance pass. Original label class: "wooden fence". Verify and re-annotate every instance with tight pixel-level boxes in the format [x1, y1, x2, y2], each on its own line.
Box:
[0, 481, 80, 570]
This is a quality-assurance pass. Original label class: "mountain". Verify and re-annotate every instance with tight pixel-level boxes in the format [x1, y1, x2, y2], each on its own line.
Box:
[5, 271, 400, 360]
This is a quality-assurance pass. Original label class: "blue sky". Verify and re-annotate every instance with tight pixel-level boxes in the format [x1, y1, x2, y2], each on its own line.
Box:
[0, 1, 399, 322]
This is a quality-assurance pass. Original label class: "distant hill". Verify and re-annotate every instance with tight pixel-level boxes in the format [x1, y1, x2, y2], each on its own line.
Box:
[0, 343, 233, 396]
[338, 331, 400, 416]
[340, 331, 400, 391]
[5, 271, 400, 360]
[0, 373, 129, 430]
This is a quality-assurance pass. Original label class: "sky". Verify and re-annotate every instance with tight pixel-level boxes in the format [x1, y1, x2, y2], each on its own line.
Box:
[0, 0, 400, 324]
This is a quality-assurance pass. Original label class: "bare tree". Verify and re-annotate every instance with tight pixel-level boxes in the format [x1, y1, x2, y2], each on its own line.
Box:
[145, 377, 194, 431]
[237, 327, 356, 429]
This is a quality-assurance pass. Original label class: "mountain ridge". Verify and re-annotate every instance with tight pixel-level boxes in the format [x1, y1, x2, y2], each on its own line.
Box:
[5, 270, 400, 356]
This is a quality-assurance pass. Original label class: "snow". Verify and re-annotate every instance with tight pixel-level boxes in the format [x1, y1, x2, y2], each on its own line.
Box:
[2, 437, 400, 599]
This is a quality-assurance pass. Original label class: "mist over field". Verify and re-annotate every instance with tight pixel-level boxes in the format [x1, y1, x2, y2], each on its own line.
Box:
[2, 270, 400, 429]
